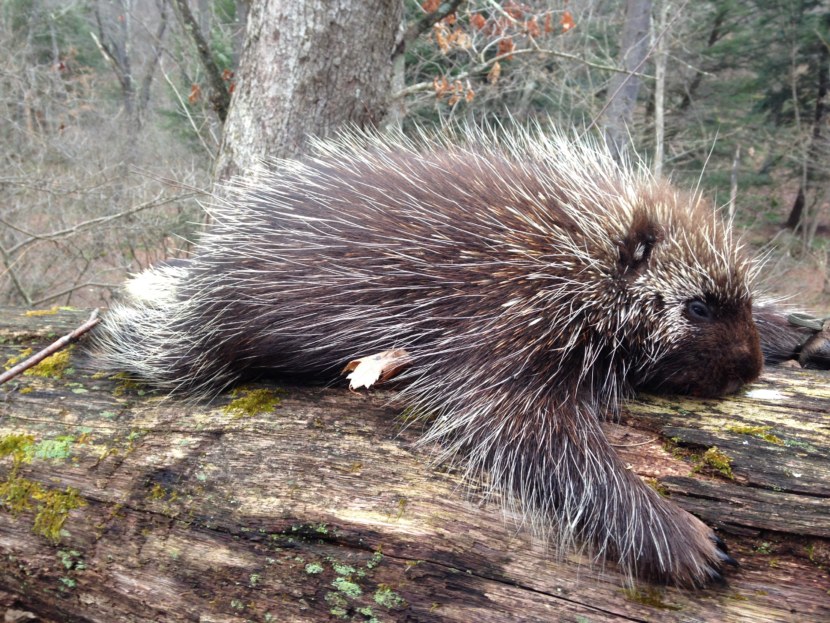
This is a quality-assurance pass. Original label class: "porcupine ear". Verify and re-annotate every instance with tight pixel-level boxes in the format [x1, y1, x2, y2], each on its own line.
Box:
[617, 211, 663, 278]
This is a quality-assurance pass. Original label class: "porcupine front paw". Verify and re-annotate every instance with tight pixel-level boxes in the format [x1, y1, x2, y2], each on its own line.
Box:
[631, 504, 737, 586]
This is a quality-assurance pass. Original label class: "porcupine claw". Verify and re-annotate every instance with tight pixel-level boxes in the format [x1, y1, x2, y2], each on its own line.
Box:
[712, 534, 739, 567]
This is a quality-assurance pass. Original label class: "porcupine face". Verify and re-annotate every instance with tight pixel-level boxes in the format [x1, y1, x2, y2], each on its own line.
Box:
[616, 190, 763, 398]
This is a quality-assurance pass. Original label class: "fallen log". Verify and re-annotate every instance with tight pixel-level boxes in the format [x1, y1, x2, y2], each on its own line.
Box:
[0, 307, 828, 622]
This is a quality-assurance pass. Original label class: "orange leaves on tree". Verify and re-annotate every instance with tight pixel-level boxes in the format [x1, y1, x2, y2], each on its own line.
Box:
[421, 0, 441, 12]
[433, 77, 475, 106]
[525, 16, 540, 38]
[504, 1, 526, 20]
[497, 37, 515, 60]
[187, 83, 201, 105]
[561, 11, 576, 32]
[433, 22, 450, 53]
[433, 22, 471, 54]
[488, 61, 502, 85]
[470, 13, 487, 30]
[221, 68, 235, 93]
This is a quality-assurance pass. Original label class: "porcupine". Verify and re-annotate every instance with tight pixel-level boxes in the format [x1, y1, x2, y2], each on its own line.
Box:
[89, 126, 819, 586]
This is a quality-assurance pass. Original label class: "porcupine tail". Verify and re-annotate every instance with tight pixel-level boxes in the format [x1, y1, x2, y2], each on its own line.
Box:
[89, 261, 241, 396]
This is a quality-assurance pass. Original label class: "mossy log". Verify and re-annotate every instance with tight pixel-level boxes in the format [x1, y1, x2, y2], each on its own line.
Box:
[0, 307, 828, 623]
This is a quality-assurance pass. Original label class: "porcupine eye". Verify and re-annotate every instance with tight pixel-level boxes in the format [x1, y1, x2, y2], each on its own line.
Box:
[685, 299, 713, 322]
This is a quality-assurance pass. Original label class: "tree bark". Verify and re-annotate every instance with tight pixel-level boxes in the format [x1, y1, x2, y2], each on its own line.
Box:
[214, 0, 403, 181]
[786, 27, 829, 233]
[603, 0, 653, 161]
[1, 308, 829, 622]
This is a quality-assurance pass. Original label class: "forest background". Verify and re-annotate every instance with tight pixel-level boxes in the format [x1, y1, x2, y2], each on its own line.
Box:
[1, 0, 828, 312]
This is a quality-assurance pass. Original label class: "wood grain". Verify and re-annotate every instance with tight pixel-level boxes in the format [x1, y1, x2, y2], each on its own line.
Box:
[0, 308, 828, 622]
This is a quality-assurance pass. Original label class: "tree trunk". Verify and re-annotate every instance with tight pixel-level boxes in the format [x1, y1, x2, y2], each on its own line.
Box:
[214, 0, 403, 181]
[785, 29, 829, 233]
[603, 0, 653, 161]
[652, 0, 668, 178]
[1, 308, 829, 622]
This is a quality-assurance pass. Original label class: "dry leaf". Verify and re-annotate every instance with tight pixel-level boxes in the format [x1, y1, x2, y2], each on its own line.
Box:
[561, 11, 575, 32]
[188, 83, 201, 104]
[488, 61, 502, 84]
[342, 349, 411, 390]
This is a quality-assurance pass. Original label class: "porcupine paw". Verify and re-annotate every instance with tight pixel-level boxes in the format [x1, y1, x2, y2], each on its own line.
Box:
[647, 509, 738, 586]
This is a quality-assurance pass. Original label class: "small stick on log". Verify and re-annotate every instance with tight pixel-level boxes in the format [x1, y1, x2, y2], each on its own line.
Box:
[0, 309, 100, 386]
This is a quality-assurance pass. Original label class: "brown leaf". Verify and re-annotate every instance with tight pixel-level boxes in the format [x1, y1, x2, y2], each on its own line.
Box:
[421, 0, 441, 12]
[497, 38, 515, 60]
[470, 14, 487, 30]
[342, 349, 412, 390]
[488, 61, 502, 84]
[561, 11, 576, 32]
[187, 83, 201, 104]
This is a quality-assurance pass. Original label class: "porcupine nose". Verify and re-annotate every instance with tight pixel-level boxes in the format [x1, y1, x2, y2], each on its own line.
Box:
[723, 330, 763, 394]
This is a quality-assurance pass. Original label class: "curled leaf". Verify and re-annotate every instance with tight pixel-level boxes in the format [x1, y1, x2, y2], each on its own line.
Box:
[342, 349, 412, 390]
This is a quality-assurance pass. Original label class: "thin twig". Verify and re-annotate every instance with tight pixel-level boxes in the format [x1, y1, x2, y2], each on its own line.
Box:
[160, 59, 217, 159]
[2, 192, 200, 256]
[0, 310, 100, 386]
[394, 46, 651, 101]
[32, 283, 119, 307]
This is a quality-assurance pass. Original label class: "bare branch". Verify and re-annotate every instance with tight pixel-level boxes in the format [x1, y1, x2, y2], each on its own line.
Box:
[394, 45, 651, 101]
[33, 283, 120, 307]
[170, 0, 231, 122]
[0, 310, 100, 387]
[3, 192, 201, 256]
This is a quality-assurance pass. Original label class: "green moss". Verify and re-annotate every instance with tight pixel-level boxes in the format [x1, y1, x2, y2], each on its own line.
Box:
[23, 306, 63, 317]
[332, 562, 356, 576]
[332, 576, 362, 598]
[31, 486, 86, 542]
[25, 349, 72, 378]
[31, 436, 75, 461]
[325, 591, 349, 618]
[0, 475, 41, 513]
[4, 348, 33, 369]
[0, 433, 86, 543]
[373, 585, 406, 610]
[694, 446, 734, 479]
[356, 605, 379, 622]
[110, 373, 153, 397]
[366, 550, 383, 569]
[223, 387, 281, 419]
[148, 483, 167, 500]
[726, 424, 783, 445]
[57, 549, 85, 571]
[0, 434, 35, 464]
[623, 586, 682, 610]
[646, 478, 669, 497]
[305, 562, 324, 574]
[755, 541, 773, 554]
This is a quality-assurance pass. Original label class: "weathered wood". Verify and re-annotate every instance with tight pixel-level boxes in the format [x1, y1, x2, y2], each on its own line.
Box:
[0, 307, 828, 623]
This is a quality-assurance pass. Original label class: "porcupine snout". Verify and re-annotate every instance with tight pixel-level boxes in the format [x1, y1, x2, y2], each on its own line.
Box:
[638, 299, 763, 398]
